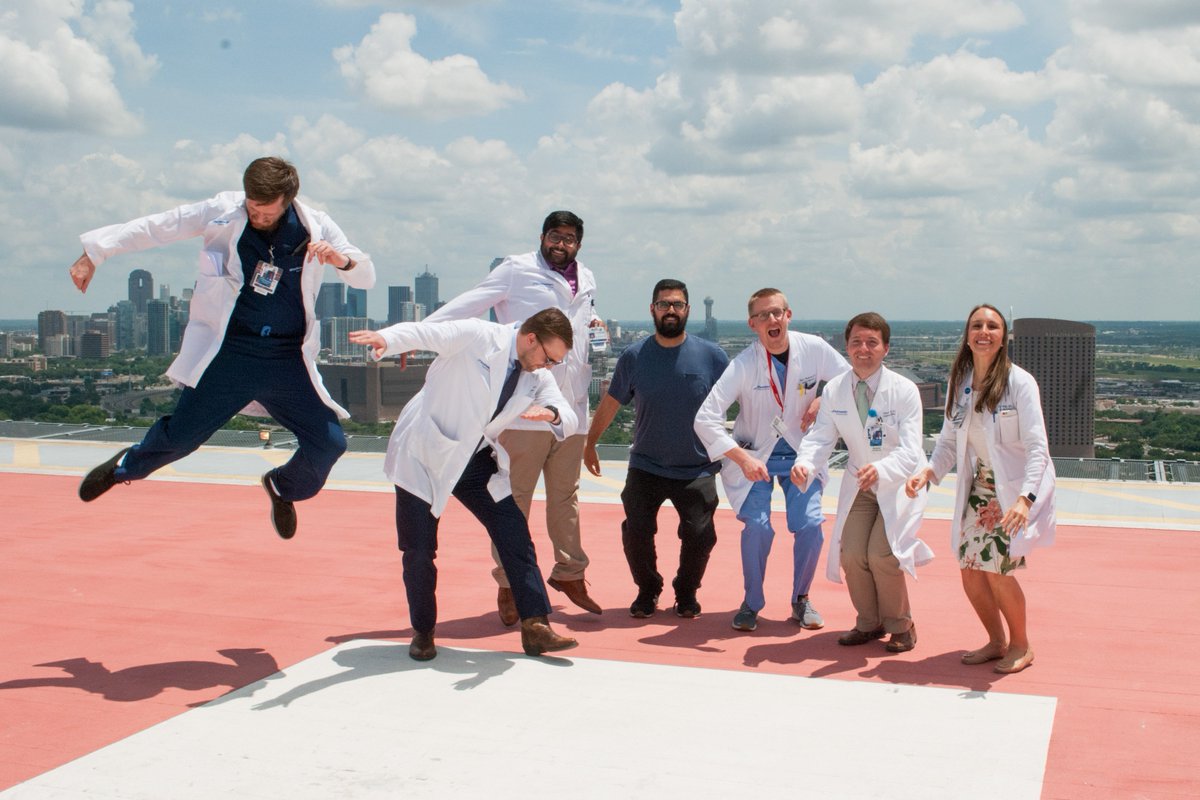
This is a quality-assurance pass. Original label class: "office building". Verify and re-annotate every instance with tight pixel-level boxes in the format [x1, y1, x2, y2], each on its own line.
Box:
[128, 269, 153, 313]
[345, 288, 368, 319]
[322, 316, 371, 359]
[318, 360, 431, 423]
[316, 283, 345, 319]
[1011, 317, 1096, 458]
[415, 269, 438, 318]
[37, 310, 67, 354]
[146, 299, 171, 357]
[387, 286, 413, 325]
[79, 332, 111, 360]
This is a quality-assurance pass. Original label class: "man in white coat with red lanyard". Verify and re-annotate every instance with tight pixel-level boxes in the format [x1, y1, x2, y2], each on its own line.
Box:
[694, 288, 849, 632]
[348, 309, 580, 662]
[425, 211, 604, 624]
[791, 312, 933, 653]
[70, 157, 374, 540]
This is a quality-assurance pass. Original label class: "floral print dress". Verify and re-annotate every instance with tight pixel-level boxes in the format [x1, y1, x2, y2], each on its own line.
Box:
[960, 459, 1026, 574]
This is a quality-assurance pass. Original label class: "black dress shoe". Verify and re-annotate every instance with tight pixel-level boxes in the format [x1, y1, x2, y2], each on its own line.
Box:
[837, 627, 886, 646]
[409, 631, 437, 661]
[79, 447, 130, 502]
[261, 473, 297, 540]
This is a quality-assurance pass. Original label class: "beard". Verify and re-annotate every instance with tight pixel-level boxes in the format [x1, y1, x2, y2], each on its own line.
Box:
[654, 312, 688, 339]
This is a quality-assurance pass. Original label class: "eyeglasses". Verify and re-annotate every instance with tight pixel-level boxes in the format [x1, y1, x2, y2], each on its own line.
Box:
[536, 338, 564, 367]
[750, 307, 788, 322]
[653, 300, 689, 312]
[544, 232, 579, 246]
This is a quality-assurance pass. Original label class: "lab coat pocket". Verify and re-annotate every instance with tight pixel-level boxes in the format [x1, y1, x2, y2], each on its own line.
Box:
[414, 420, 459, 475]
[997, 409, 1021, 444]
[198, 249, 226, 278]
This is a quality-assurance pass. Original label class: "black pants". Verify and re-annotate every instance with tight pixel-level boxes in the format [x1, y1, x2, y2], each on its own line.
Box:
[395, 447, 552, 634]
[619, 467, 719, 600]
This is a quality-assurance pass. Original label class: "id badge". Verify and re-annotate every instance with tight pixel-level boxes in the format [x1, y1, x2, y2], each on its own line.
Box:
[251, 260, 282, 296]
[770, 415, 788, 438]
[865, 418, 884, 450]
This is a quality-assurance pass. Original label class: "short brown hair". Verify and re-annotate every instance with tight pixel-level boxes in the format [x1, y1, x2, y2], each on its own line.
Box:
[243, 157, 300, 204]
[519, 307, 574, 350]
[845, 312, 890, 346]
[747, 288, 787, 316]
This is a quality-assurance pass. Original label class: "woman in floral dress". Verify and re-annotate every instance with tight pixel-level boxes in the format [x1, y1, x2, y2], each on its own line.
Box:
[906, 304, 1056, 674]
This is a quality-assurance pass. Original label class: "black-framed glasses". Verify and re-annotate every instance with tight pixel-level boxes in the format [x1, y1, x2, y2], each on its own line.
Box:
[536, 338, 565, 367]
[750, 307, 788, 322]
[544, 231, 579, 246]
[653, 300, 689, 312]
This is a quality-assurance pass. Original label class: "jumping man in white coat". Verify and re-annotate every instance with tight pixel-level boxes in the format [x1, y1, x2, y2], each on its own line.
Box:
[348, 309, 580, 662]
[791, 312, 933, 653]
[71, 157, 375, 540]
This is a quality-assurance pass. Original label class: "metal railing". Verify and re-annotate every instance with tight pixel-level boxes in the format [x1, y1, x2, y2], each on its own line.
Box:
[1, 420, 1195, 482]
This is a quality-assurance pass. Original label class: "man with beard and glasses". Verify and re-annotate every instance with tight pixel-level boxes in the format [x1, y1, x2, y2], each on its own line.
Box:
[583, 279, 729, 619]
[425, 211, 604, 625]
[69, 157, 374, 540]
[695, 288, 849, 633]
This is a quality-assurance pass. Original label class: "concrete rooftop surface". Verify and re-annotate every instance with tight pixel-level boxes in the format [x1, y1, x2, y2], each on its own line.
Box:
[1, 439, 1198, 799]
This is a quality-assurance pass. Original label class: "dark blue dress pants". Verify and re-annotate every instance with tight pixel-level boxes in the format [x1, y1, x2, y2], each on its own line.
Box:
[395, 446, 553, 634]
[114, 343, 346, 501]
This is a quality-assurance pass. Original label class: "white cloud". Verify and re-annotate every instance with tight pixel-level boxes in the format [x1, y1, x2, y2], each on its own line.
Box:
[334, 12, 525, 119]
[0, 0, 147, 135]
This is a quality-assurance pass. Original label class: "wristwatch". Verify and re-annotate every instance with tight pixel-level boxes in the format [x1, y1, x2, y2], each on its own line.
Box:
[544, 405, 560, 425]
[1024, 492, 1037, 503]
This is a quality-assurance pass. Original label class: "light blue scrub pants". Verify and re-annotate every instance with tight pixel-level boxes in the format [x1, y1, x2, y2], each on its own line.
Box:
[736, 451, 825, 612]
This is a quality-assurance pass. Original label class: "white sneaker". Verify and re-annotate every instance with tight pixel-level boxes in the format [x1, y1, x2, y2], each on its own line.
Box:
[790, 596, 824, 630]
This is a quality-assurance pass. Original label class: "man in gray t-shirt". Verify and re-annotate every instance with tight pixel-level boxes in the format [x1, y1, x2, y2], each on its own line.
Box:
[584, 279, 729, 619]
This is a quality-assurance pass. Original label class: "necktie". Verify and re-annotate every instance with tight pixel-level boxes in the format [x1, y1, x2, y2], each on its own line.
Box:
[855, 380, 870, 425]
[491, 360, 521, 420]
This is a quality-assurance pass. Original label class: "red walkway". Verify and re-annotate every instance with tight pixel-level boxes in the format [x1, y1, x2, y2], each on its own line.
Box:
[0, 473, 1197, 798]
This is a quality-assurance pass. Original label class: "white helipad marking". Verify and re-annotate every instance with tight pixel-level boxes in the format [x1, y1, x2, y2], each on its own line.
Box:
[2, 641, 1055, 799]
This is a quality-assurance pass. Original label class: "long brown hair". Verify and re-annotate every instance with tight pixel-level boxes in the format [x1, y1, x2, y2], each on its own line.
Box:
[945, 303, 1011, 415]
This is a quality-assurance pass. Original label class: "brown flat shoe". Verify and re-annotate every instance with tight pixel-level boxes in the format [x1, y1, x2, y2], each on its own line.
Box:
[994, 649, 1034, 674]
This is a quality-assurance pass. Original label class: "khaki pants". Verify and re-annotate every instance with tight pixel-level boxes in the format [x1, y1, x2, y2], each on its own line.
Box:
[494, 430, 589, 587]
[841, 490, 912, 634]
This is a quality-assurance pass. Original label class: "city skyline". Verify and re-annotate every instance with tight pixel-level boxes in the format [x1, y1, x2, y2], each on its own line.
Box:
[2, 2, 1198, 323]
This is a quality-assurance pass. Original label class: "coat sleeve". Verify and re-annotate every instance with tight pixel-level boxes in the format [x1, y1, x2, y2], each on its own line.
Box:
[694, 356, 744, 460]
[425, 261, 513, 322]
[1013, 371, 1052, 498]
[928, 381, 958, 483]
[533, 370, 577, 438]
[873, 379, 926, 484]
[79, 195, 226, 266]
[793, 385, 840, 479]
[374, 319, 486, 360]
[313, 209, 375, 290]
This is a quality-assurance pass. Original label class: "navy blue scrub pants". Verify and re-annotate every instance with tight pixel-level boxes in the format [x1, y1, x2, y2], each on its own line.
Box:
[395, 447, 553, 635]
[114, 343, 346, 502]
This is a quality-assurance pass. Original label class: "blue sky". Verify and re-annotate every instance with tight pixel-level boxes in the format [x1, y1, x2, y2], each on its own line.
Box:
[2, 0, 1198, 322]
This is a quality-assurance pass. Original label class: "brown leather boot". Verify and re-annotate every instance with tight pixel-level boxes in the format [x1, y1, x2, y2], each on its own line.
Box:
[520, 616, 578, 656]
[547, 577, 602, 614]
[409, 630, 436, 661]
[497, 587, 519, 627]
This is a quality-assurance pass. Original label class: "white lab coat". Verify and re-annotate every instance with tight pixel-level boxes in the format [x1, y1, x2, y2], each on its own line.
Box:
[793, 366, 934, 582]
[694, 332, 849, 513]
[928, 365, 1057, 558]
[80, 192, 375, 419]
[426, 250, 598, 433]
[372, 319, 576, 518]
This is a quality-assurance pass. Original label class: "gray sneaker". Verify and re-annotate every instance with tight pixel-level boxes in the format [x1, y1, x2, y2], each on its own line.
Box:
[790, 596, 824, 630]
[731, 603, 758, 632]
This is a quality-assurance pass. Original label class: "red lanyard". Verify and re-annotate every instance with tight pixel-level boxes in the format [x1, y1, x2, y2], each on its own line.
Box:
[766, 349, 784, 412]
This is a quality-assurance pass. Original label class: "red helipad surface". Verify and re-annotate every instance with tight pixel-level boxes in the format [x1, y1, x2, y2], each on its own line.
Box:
[1, 472, 1198, 798]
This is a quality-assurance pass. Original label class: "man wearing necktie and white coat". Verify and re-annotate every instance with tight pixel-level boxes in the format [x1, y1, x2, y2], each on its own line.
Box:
[348, 309, 579, 662]
[791, 312, 933, 653]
